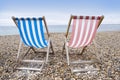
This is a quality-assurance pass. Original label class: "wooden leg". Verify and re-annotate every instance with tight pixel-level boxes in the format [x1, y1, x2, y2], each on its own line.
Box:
[46, 39, 50, 63]
[31, 47, 36, 53]
[22, 47, 32, 59]
[24, 47, 36, 57]
[17, 39, 22, 61]
[65, 44, 70, 65]
[63, 37, 67, 54]
[80, 46, 87, 55]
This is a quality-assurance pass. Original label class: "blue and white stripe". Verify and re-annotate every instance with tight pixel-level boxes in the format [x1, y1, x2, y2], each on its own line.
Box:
[15, 18, 48, 48]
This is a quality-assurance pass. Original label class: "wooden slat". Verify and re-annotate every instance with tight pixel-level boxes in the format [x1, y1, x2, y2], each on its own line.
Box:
[21, 60, 44, 63]
[17, 67, 42, 71]
[72, 68, 99, 73]
[71, 60, 98, 64]
[17, 63, 44, 71]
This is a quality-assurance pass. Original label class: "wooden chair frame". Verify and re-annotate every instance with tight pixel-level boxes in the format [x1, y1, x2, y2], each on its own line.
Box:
[12, 16, 54, 71]
[62, 15, 104, 73]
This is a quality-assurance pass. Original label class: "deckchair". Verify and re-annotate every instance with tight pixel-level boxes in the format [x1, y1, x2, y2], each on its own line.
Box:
[62, 15, 104, 73]
[12, 16, 54, 71]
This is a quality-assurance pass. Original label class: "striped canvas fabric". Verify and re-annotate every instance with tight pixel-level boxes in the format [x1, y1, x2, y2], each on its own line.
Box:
[15, 18, 48, 48]
[67, 16, 102, 48]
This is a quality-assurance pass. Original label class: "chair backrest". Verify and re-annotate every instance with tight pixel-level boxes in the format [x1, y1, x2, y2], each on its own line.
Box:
[67, 15, 104, 48]
[12, 16, 49, 48]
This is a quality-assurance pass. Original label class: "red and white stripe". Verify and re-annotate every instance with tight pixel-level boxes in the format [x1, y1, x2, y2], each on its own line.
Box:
[67, 16, 101, 48]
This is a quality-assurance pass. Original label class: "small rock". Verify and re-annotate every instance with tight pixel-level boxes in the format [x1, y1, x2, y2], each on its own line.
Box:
[55, 77, 62, 80]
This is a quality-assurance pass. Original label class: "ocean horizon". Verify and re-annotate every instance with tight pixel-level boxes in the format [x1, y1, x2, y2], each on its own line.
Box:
[0, 24, 120, 36]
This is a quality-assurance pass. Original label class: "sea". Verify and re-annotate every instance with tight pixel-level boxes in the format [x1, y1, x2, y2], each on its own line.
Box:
[0, 24, 120, 36]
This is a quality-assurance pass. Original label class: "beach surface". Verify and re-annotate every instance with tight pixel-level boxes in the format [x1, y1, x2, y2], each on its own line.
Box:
[0, 31, 120, 80]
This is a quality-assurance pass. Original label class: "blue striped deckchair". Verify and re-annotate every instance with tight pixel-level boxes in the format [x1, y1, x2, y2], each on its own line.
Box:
[12, 16, 54, 71]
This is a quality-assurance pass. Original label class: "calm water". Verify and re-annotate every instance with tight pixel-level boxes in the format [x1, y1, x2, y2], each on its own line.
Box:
[0, 24, 120, 36]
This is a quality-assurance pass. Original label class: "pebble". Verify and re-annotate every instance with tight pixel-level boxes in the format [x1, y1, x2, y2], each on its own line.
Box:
[0, 32, 120, 80]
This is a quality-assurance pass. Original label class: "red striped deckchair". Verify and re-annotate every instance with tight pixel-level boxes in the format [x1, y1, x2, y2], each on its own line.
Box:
[62, 15, 104, 73]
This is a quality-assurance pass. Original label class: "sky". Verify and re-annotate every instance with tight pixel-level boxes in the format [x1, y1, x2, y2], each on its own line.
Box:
[0, 0, 120, 26]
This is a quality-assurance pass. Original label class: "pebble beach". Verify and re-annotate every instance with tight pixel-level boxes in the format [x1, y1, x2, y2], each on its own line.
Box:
[0, 32, 120, 80]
